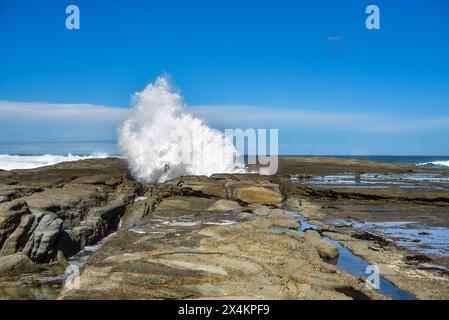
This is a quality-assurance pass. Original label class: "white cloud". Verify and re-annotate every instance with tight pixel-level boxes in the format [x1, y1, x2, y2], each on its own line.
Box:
[189, 105, 449, 133]
[0, 101, 130, 142]
[0, 101, 129, 120]
[1, 101, 448, 144]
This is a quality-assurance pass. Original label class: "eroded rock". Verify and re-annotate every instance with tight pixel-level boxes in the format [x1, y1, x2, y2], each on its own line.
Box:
[0, 213, 35, 256]
[23, 213, 63, 262]
[0, 253, 38, 277]
[0, 158, 135, 265]
[59, 182, 380, 300]
[232, 185, 283, 205]
[0, 200, 31, 249]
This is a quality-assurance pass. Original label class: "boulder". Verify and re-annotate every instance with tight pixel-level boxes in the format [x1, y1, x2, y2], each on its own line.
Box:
[316, 241, 339, 263]
[86, 197, 127, 230]
[0, 253, 38, 277]
[85, 216, 107, 243]
[23, 213, 63, 262]
[177, 179, 227, 198]
[72, 225, 96, 247]
[0, 200, 31, 249]
[0, 213, 35, 255]
[120, 199, 147, 230]
[232, 185, 283, 205]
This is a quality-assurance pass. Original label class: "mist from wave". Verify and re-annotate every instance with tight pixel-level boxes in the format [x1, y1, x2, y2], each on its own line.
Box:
[118, 76, 242, 183]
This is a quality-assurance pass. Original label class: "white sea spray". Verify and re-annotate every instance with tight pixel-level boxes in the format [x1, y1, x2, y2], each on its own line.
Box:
[118, 76, 242, 183]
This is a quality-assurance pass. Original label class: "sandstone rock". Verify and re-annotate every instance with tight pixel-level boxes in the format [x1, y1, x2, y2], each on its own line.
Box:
[72, 225, 95, 247]
[59, 202, 375, 300]
[0, 159, 135, 269]
[24, 184, 100, 214]
[0, 253, 37, 277]
[179, 180, 227, 198]
[56, 250, 69, 269]
[316, 241, 339, 263]
[84, 217, 106, 243]
[207, 200, 241, 212]
[153, 196, 216, 218]
[232, 185, 283, 205]
[304, 230, 321, 241]
[285, 229, 305, 242]
[85, 197, 127, 239]
[120, 199, 147, 230]
[0, 158, 404, 300]
[70, 174, 120, 186]
[0, 200, 31, 249]
[23, 213, 63, 262]
[0, 213, 35, 255]
[304, 230, 339, 263]
[4, 158, 128, 189]
[285, 197, 302, 211]
[267, 209, 300, 229]
[252, 205, 281, 216]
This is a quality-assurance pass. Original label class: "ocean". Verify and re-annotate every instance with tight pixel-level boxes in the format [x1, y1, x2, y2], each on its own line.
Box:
[313, 155, 449, 169]
[0, 151, 448, 171]
[0, 141, 117, 170]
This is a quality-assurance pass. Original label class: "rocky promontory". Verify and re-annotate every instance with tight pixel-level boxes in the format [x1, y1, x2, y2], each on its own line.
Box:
[0, 158, 139, 275]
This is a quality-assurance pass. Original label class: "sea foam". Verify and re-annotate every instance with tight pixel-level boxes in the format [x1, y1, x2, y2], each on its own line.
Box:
[417, 160, 449, 168]
[0, 153, 109, 170]
[118, 76, 241, 183]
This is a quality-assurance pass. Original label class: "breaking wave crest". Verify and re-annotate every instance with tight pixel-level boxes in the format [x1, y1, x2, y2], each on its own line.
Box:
[118, 76, 241, 183]
[0, 153, 109, 170]
[417, 160, 449, 168]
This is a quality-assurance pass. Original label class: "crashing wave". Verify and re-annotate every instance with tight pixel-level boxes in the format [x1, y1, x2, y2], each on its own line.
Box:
[118, 76, 241, 183]
[416, 160, 449, 168]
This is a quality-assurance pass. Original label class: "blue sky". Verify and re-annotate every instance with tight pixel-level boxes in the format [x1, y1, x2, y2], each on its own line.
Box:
[1, 0, 449, 155]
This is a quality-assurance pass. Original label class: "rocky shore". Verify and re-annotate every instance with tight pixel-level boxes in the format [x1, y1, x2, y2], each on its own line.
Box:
[279, 157, 449, 299]
[1, 157, 448, 299]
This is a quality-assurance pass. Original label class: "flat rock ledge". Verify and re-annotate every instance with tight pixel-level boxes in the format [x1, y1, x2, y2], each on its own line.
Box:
[1, 159, 385, 299]
[59, 168, 383, 300]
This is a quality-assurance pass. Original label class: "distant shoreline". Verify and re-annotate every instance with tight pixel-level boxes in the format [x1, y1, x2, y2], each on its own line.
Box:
[1, 153, 449, 171]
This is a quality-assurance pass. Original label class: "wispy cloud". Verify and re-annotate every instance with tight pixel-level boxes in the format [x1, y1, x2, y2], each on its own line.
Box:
[0, 101, 129, 142]
[0, 101, 128, 120]
[190, 105, 449, 133]
[1, 101, 448, 144]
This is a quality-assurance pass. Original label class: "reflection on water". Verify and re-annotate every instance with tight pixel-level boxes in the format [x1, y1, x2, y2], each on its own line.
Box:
[330, 240, 415, 300]
[285, 211, 416, 300]
[329, 219, 449, 258]
[0, 271, 64, 300]
[291, 173, 449, 191]
[0, 233, 115, 300]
